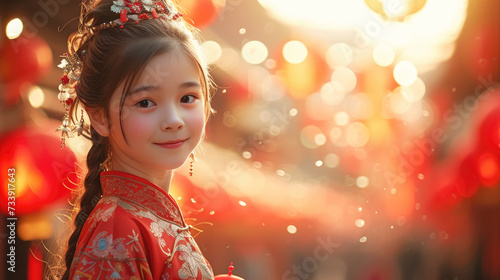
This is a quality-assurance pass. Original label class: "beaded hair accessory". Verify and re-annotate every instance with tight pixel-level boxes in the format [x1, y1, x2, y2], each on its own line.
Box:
[56, 52, 87, 148]
[93, 0, 183, 31]
[56, 0, 183, 148]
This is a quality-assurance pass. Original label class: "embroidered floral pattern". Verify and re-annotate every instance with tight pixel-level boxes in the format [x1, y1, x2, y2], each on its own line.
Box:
[177, 242, 213, 280]
[68, 171, 214, 280]
[150, 222, 164, 238]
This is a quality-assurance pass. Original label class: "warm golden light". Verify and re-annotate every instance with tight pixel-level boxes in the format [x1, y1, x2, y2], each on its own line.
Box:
[201, 40, 222, 64]
[258, 0, 372, 30]
[356, 176, 369, 188]
[334, 112, 350, 126]
[389, 88, 412, 114]
[28, 86, 45, 108]
[283, 40, 308, 64]
[241, 41, 268, 65]
[325, 153, 340, 168]
[259, 0, 468, 72]
[6, 18, 23, 39]
[326, 43, 353, 68]
[393, 60, 417, 86]
[217, 48, 240, 70]
[314, 133, 327, 146]
[355, 219, 366, 228]
[331, 67, 357, 92]
[300, 126, 323, 149]
[320, 82, 346, 106]
[364, 0, 427, 20]
[18, 212, 53, 241]
[346, 122, 370, 148]
[400, 77, 426, 103]
[373, 43, 395, 66]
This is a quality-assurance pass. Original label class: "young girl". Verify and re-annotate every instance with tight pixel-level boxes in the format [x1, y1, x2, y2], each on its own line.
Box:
[55, 0, 215, 279]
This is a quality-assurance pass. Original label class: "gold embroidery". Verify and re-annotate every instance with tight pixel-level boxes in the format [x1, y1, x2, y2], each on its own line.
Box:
[139, 263, 153, 279]
[100, 174, 184, 225]
[73, 270, 93, 280]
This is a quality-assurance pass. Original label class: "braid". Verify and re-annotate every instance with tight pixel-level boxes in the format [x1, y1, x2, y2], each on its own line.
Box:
[61, 127, 108, 280]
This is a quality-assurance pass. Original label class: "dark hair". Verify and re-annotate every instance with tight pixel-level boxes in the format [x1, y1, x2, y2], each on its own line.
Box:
[57, 1, 214, 279]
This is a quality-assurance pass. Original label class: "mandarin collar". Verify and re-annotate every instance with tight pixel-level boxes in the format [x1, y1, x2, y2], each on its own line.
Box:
[100, 170, 185, 226]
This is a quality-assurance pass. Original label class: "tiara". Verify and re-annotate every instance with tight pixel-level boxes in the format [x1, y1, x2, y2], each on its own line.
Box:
[56, 0, 182, 148]
[91, 0, 183, 31]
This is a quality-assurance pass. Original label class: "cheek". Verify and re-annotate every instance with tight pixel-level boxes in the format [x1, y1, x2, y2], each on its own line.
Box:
[111, 112, 155, 142]
[186, 108, 205, 134]
[122, 113, 155, 136]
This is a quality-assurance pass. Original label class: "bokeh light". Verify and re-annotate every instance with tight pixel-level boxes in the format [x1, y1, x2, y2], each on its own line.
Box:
[320, 82, 346, 106]
[28, 86, 45, 108]
[300, 126, 323, 149]
[325, 153, 340, 168]
[201, 40, 222, 64]
[393, 60, 418, 86]
[6, 18, 23, 40]
[287, 225, 298, 234]
[373, 43, 395, 66]
[242, 41, 268, 64]
[283, 40, 308, 64]
[346, 122, 370, 148]
[326, 43, 353, 68]
[400, 78, 426, 103]
[389, 87, 413, 114]
[356, 176, 369, 188]
[355, 219, 366, 228]
[217, 47, 240, 70]
[331, 67, 357, 92]
[334, 112, 350, 126]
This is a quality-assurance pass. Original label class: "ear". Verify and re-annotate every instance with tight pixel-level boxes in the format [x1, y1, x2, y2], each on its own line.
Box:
[86, 108, 110, 137]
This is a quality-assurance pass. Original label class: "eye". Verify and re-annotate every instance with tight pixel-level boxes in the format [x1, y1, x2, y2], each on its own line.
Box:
[136, 99, 155, 108]
[180, 94, 199, 104]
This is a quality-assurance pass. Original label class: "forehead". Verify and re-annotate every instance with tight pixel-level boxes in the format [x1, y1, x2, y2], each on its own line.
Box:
[137, 49, 200, 85]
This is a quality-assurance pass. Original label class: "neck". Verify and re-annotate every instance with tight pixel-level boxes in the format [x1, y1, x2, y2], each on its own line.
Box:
[110, 160, 173, 193]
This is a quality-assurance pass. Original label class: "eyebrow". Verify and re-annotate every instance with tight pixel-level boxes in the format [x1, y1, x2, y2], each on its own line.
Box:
[128, 81, 201, 96]
[180, 81, 202, 89]
[128, 85, 158, 96]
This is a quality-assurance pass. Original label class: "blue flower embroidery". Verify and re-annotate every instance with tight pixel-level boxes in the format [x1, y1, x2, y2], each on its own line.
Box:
[110, 271, 121, 279]
[98, 238, 108, 251]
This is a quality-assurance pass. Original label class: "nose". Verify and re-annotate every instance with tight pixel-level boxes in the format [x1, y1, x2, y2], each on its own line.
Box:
[161, 106, 184, 131]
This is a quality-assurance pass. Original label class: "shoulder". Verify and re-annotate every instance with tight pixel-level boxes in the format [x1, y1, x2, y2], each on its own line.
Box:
[87, 195, 153, 229]
[76, 196, 154, 253]
[69, 198, 155, 279]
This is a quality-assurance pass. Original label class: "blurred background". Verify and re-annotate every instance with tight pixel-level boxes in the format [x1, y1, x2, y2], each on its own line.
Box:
[0, 0, 499, 279]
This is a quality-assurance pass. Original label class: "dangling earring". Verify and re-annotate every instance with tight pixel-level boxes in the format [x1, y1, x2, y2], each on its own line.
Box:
[189, 153, 195, 176]
[100, 147, 112, 171]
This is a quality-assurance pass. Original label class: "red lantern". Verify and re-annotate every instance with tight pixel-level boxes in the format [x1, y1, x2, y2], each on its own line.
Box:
[214, 263, 245, 280]
[476, 151, 500, 187]
[478, 106, 500, 153]
[0, 34, 52, 84]
[456, 152, 481, 197]
[0, 126, 76, 215]
[182, 0, 224, 29]
[0, 34, 52, 105]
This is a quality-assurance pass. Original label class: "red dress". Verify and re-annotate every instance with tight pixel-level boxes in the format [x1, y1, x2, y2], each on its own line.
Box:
[68, 170, 214, 280]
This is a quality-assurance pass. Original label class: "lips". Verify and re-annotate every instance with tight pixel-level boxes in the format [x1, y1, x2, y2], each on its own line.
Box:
[154, 138, 189, 148]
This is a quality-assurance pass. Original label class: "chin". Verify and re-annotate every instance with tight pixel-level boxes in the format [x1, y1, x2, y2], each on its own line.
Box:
[157, 160, 188, 171]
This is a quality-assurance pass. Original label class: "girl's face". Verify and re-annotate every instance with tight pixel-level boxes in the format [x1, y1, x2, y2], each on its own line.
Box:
[106, 49, 205, 174]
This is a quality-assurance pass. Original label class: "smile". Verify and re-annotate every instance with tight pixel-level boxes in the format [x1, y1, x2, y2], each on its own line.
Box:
[154, 138, 189, 149]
